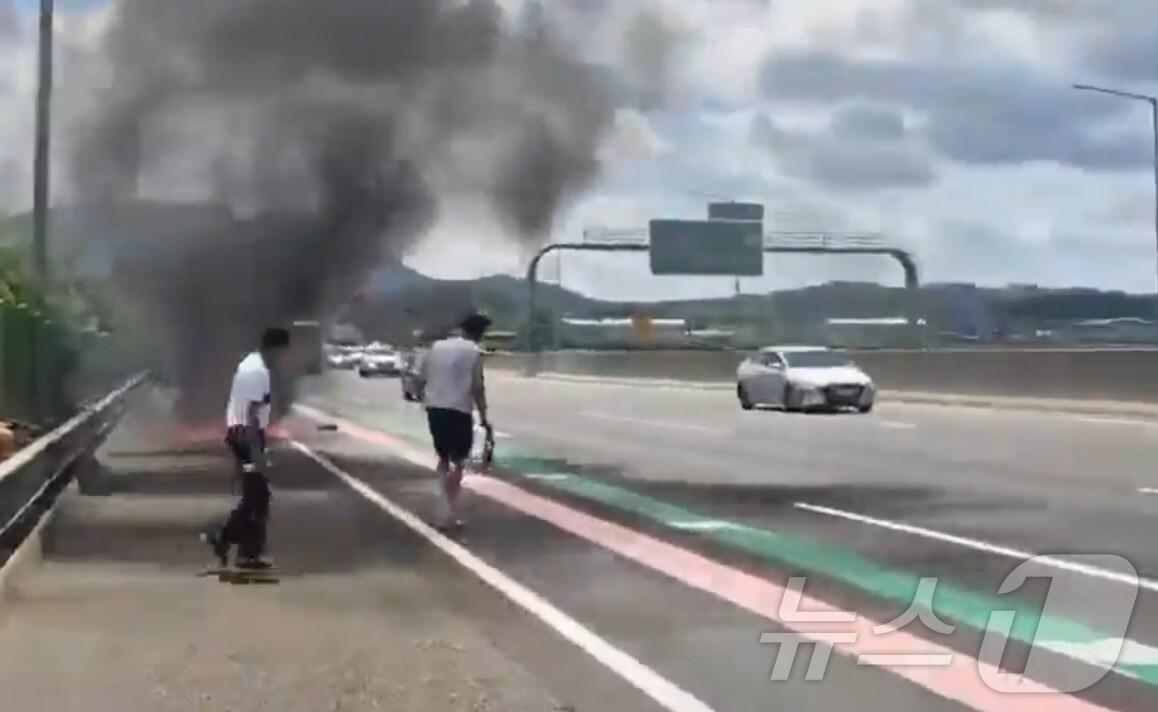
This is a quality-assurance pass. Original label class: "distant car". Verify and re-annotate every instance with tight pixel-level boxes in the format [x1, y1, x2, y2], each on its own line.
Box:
[736, 346, 874, 413]
[358, 348, 401, 377]
[399, 347, 428, 402]
[326, 350, 360, 370]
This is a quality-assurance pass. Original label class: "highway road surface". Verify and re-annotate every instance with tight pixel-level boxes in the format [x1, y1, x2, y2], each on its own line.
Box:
[295, 369, 1158, 712]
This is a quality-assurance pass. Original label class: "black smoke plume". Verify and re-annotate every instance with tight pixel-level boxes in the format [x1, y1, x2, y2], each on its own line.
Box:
[71, 0, 612, 420]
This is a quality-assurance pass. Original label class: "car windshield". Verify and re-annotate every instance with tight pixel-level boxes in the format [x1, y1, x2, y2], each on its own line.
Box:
[782, 351, 853, 368]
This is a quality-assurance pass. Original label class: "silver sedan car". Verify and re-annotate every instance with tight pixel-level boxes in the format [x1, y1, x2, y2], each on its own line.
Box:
[736, 346, 875, 413]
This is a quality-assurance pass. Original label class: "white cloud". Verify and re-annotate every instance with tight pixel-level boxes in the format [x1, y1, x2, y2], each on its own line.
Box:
[3, 0, 1156, 300]
[545, 0, 1158, 297]
[601, 108, 669, 163]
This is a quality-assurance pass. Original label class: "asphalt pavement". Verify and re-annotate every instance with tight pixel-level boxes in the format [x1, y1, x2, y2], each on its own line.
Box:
[296, 369, 1158, 712]
[6, 371, 1153, 711]
[0, 387, 663, 712]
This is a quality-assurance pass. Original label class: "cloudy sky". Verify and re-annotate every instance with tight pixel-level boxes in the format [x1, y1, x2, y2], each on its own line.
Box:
[1, 0, 1156, 301]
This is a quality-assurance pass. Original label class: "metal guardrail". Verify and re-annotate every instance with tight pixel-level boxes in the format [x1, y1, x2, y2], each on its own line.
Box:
[524, 242, 920, 354]
[490, 349, 1158, 405]
[765, 232, 884, 249]
[580, 229, 889, 250]
[0, 373, 147, 562]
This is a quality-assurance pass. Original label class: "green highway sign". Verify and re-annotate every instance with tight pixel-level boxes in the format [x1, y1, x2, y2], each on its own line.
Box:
[649, 219, 764, 276]
[708, 202, 764, 222]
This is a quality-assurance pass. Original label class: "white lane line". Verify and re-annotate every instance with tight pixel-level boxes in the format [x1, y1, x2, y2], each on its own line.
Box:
[490, 372, 729, 393]
[297, 408, 1122, 711]
[291, 440, 717, 712]
[1077, 416, 1155, 427]
[476, 427, 513, 440]
[795, 502, 1158, 594]
[879, 420, 917, 430]
[580, 411, 728, 436]
[667, 520, 746, 532]
[499, 373, 1158, 428]
[1138, 487, 1158, 495]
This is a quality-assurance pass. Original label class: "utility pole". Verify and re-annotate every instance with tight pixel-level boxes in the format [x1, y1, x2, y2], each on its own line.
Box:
[1073, 83, 1158, 328]
[32, 0, 54, 282]
[30, 0, 54, 421]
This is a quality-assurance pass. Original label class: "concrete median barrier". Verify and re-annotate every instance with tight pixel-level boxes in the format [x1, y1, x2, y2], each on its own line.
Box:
[486, 349, 1158, 406]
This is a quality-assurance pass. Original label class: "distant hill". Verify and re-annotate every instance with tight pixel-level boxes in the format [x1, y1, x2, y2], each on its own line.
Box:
[348, 263, 606, 342]
[347, 266, 1158, 347]
[6, 205, 1153, 347]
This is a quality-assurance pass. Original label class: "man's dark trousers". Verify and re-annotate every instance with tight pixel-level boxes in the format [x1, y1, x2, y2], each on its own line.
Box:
[222, 426, 270, 559]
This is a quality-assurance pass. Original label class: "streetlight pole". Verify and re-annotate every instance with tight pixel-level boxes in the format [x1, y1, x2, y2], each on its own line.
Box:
[32, 0, 54, 281]
[30, 0, 54, 422]
[1073, 83, 1158, 325]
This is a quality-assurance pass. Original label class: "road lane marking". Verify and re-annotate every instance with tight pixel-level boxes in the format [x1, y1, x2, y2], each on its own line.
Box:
[476, 426, 513, 440]
[1138, 487, 1158, 495]
[468, 477, 1118, 712]
[580, 411, 728, 435]
[879, 420, 917, 430]
[667, 520, 745, 532]
[291, 440, 718, 712]
[298, 419, 1118, 712]
[1047, 639, 1158, 667]
[1077, 416, 1155, 427]
[490, 372, 729, 392]
[493, 372, 1158, 427]
[795, 502, 1158, 594]
[295, 405, 1158, 690]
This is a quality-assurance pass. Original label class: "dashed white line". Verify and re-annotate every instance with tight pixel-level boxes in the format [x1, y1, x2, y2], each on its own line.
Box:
[580, 411, 729, 435]
[476, 426, 513, 440]
[291, 440, 718, 712]
[879, 420, 917, 430]
[1077, 416, 1155, 428]
[667, 520, 746, 532]
[1138, 487, 1158, 495]
[795, 501, 1158, 594]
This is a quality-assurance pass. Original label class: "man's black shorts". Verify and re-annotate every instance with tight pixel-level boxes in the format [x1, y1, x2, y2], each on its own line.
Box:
[426, 407, 473, 462]
[225, 425, 265, 465]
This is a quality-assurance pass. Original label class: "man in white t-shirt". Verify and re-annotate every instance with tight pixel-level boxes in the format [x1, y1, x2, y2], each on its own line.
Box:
[202, 327, 290, 569]
[421, 313, 491, 531]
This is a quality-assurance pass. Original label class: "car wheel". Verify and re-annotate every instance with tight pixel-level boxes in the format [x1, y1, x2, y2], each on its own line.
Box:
[858, 402, 874, 414]
[738, 384, 754, 410]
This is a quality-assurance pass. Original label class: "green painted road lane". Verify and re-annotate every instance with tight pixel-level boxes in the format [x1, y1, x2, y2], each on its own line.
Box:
[299, 394, 1158, 689]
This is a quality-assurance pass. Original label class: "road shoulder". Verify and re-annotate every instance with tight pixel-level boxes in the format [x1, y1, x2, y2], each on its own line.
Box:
[0, 392, 650, 712]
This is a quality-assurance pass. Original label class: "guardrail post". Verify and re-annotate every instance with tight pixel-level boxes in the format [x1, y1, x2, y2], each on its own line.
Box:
[74, 452, 110, 496]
